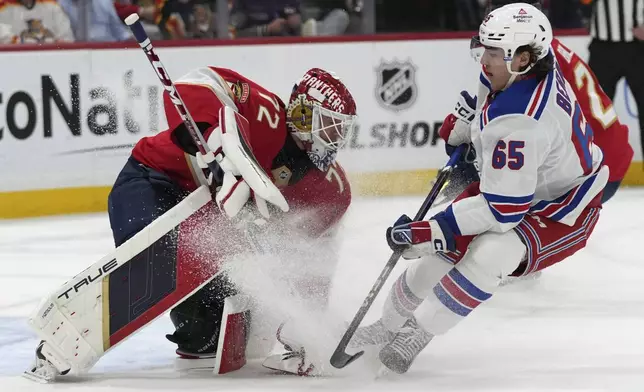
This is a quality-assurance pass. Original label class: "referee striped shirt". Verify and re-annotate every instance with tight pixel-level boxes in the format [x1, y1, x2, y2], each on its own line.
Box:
[591, 0, 644, 41]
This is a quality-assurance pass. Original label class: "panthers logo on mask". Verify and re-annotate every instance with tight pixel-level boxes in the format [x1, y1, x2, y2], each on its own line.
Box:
[286, 94, 315, 134]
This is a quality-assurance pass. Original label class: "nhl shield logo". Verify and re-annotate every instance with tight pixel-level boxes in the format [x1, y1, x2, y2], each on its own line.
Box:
[375, 59, 418, 112]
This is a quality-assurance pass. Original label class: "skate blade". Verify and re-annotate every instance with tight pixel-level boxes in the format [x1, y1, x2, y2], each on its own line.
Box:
[22, 369, 54, 384]
[375, 364, 391, 379]
[174, 356, 216, 372]
[499, 271, 543, 287]
[262, 366, 318, 377]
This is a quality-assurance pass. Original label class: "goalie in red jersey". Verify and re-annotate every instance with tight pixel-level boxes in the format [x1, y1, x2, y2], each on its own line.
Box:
[441, 0, 633, 203]
[107, 67, 358, 373]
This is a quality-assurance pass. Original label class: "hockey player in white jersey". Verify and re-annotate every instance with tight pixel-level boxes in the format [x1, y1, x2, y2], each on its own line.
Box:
[351, 3, 608, 374]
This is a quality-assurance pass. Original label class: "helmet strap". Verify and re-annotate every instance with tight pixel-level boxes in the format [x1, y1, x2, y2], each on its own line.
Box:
[502, 57, 535, 90]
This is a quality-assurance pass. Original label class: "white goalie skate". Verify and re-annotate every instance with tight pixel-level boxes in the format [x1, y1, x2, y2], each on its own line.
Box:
[378, 318, 433, 374]
[262, 322, 316, 376]
[23, 341, 71, 383]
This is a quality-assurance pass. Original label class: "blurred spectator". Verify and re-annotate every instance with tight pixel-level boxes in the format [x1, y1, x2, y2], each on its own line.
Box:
[230, 0, 302, 37]
[300, 1, 351, 36]
[578, 1, 594, 28]
[548, 0, 584, 28]
[151, 0, 192, 39]
[0, 0, 74, 44]
[376, 0, 480, 33]
[426, 0, 481, 31]
[58, 0, 131, 41]
[0, 23, 13, 43]
[457, 0, 482, 30]
[192, 3, 215, 38]
[114, 1, 156, 23]
[344, 0, 365, 34]
[113, 1, 171, 40]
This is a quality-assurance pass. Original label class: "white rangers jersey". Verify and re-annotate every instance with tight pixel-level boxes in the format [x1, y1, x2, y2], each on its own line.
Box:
[0, 0, 74, 44]
[442, 64, 609, 237]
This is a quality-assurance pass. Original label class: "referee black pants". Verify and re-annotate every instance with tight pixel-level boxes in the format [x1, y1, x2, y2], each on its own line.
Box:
[588, 39, 644, 161]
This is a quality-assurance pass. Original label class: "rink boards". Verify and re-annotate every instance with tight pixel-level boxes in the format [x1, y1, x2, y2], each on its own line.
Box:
[0, 34, 641, 218]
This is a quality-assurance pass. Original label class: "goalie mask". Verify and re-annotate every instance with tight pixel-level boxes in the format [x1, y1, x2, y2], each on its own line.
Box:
[287, 68, 358, 172]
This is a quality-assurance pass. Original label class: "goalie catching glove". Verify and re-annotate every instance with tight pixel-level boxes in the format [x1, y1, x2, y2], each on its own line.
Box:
[386, 212, 457, 260]
[196, 106, 289, 220]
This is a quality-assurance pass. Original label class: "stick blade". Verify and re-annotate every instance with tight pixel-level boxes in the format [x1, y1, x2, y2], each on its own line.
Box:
[330, 349, 364, 369]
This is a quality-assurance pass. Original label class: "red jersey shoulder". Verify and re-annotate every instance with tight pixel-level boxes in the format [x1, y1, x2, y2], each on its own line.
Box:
[132, 82, 223, 192]
[553, 38, 611, 118]
[133, 67, 288, 191]
[164, 82, 224, 132]
[552, 38, 575, 65]
[552, 38, 633, 181]
[552, 39, 633, 181]
[280, 162, 351, 237]
[209, 67, 286, 110]
[208, 67, 289, 173]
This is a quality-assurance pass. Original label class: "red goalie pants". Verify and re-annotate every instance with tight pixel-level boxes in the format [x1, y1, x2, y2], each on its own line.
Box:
[442, 182, 602, 277]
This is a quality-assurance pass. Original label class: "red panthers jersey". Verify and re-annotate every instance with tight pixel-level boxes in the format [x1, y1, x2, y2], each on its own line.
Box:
[552, 38, 633, 182]
[131, 67, 350, 238]
[279, 162, 351, 238]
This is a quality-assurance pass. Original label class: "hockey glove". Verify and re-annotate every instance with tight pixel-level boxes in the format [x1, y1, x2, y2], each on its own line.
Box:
[454, 90, 477, 124]
[196, 106, 289, 221]
[386, 213, 456, 260]
[439, 91, 477, 156]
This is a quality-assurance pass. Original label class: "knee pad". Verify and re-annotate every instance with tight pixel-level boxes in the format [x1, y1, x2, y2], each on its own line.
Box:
[404, 256, 454, 298]
[459, 231, 526, 287]
[414, 232, 525, 335]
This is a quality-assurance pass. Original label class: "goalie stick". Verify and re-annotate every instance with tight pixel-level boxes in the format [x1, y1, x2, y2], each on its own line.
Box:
[125, 13, 224, 186]
[330, 144, 467, 369]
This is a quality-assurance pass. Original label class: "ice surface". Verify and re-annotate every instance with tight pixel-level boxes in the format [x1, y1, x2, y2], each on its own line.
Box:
[1, 190, 644, 391]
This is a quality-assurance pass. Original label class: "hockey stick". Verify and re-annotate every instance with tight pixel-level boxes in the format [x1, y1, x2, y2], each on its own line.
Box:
[330, 144, 467, 369]
[125, 13, 224, 186]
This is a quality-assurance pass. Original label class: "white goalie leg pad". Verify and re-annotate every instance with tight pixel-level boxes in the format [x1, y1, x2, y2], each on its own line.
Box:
[213, 294, 252, 375]
[27, 297, 100, 376]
